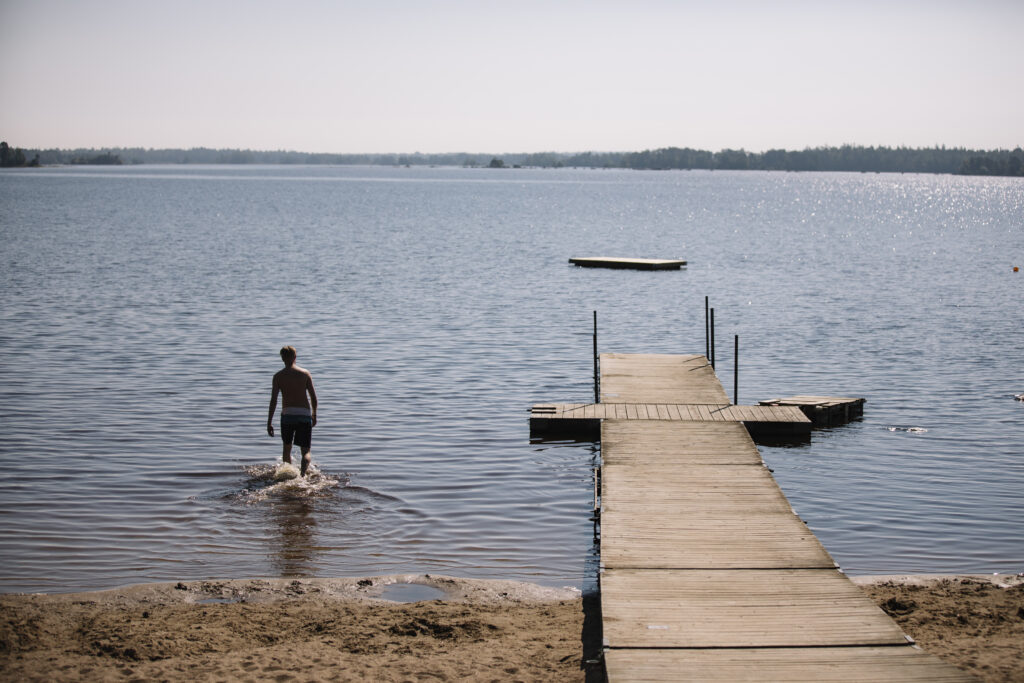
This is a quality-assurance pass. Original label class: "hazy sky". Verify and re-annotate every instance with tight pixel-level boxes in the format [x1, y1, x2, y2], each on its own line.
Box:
[1, 0, 1021, 153]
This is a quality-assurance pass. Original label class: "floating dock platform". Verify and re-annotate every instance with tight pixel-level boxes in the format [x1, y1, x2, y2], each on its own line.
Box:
[532, 353, 968, 682]
[569, 256, 687, 270]
[530, 402, 811, 441]
[760, 395, 866, 426]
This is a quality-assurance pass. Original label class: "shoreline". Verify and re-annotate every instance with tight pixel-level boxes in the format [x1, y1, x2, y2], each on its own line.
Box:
[2, 573, 1021, 682]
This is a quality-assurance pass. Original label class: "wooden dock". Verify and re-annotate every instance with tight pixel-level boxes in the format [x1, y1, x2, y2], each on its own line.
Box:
[593, 353, 970, 681]
[569, 256, 687, 270]
[530, 354, 813, 441]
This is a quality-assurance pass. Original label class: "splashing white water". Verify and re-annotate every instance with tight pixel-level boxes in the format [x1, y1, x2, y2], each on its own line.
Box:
[238, 462, 344, 503]
[274, 462, 300, 481]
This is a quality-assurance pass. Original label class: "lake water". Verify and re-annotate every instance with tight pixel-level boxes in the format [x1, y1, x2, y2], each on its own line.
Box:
[1, 165, 1021, 594]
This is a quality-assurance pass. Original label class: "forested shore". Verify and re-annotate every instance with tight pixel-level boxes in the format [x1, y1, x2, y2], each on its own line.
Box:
[3, 141, 1022, 177]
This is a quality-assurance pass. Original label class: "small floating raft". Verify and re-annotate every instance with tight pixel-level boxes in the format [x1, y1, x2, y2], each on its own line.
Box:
[759, 396, 865, 427]
[569, 256, 687, 270]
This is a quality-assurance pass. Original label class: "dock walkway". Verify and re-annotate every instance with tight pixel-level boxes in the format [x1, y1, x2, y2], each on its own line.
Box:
[597, 354, 971, 681]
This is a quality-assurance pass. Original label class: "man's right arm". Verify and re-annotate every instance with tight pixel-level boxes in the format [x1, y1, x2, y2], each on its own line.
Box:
[267, 376, 278, 436]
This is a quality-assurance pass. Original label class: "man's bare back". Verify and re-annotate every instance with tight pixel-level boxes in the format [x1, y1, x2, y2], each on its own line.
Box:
[267, 346, 318, 476]
[273, 366, 316, 412]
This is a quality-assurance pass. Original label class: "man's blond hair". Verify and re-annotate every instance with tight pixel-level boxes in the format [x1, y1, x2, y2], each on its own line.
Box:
[280, 346, 297, 363]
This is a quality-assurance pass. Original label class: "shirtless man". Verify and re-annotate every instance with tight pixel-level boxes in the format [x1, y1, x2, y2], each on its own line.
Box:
[267, 346, 318, 476]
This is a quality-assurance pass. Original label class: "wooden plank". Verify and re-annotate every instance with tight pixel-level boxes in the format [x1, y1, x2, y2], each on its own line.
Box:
[604, 647, 974, 682]
[780, 405, 809, 423]
[719, 405, 740, 421]
[601, 569, 907, 648]
[602, 466, 798, 514]
[738, 405, 759, 422]
[600, 354, 729, 404]
[599, 508, 835, 569]
[778, 405, 811, 423]
[601, 421, 762, 466]
[710, 405, 732, 421]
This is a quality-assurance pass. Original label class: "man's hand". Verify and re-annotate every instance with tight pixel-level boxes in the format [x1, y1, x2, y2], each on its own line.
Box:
[312, 414, 317, 427]
[267, 423, 275, 437]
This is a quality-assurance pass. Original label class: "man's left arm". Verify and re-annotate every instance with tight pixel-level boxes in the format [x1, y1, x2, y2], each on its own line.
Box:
[307, 374, 318, 427]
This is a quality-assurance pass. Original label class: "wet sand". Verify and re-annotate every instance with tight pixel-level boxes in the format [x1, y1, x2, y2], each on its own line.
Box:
[2, 574, 1021, 682]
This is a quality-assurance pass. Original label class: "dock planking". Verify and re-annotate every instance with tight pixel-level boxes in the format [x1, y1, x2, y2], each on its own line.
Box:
[602, 568, 907, 648]
[569, 256, 687, 270]
[531, 403, 808, 423]
[600, 353, 727, 404]
[604, 648, 975, 683]
[529, 402, 811, 440]
[601, 443, 838, 570]
[594, 353, 970, 682]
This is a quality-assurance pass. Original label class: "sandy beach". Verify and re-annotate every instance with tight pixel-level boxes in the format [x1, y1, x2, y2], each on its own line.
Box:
[2, 573, 1021, 682]
[853, 574, 1024, 683]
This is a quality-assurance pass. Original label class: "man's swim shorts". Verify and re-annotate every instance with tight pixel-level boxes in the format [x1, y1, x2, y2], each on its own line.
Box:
[281, 414, 313, 449]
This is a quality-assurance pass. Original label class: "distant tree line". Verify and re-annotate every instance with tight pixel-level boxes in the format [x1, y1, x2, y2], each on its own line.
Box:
[70, 152, 122, 165]
[0, 141, 40, 167]
[548, 145, 1024, 176]
[958, 152, 1024, 177]
[4, 140, 1022, 177]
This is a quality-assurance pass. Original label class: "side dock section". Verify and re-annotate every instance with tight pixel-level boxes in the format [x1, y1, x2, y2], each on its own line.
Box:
[594, 354, 971, 682]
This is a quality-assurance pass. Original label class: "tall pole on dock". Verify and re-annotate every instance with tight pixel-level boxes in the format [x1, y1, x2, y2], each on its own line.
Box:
[734, 335, 739, 405]
[593, 310, 599, 404]
[705, 296, 709, 360]
[710, 308, 716, 370]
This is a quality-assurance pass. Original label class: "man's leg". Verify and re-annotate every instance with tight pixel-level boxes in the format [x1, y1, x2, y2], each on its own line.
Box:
[300, 447, 311, 477]
[281, 419, 297, 464]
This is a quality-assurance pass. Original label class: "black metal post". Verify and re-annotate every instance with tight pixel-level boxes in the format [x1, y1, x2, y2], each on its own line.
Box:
[593, 311, 599, 404]
[705, 296, 709, 360]
[710, 308, 715, 369]
[734, 334, 739, 405]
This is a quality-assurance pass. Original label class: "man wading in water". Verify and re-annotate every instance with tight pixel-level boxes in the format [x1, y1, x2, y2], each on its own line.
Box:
[267, 346, 318, 476]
